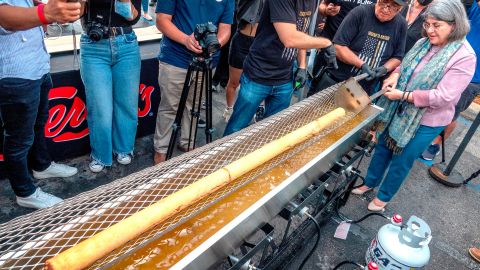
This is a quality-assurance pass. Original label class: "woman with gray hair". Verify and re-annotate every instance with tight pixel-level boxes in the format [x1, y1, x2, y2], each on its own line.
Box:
[352, 0, 476, 212]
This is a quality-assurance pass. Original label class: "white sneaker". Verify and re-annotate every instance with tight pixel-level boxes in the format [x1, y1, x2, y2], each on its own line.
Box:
[16, 188, 63, 209]
[116, 153, 132, 165]
[32, 162, 78, 179]
[223, 107, 233, 122]
[89, 160, 105, 173]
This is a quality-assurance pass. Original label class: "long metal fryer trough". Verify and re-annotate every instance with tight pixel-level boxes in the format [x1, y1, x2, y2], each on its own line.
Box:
[0, 82, 382, 270]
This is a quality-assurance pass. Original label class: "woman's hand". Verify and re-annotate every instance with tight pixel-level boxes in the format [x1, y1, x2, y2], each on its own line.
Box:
[383, 87, 403, 101]
[382, 72, 400, 90]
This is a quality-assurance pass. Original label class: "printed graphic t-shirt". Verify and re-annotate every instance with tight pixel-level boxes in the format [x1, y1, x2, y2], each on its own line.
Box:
[330, 4, 407, 93]
[243, 0, 316, 86]
[321, 0, 377, 40]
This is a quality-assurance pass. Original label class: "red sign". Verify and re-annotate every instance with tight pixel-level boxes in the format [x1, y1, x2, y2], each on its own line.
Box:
[44, 84, 156, 143]
[138, 83, 155, 118]
[45, 86, 89, 142]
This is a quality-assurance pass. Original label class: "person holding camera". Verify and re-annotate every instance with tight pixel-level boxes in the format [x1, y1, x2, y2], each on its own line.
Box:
[0, 0, 80, 209]
[222, 0, 338, 136]
[153, 0, 234, 164]
[79, 0, 142, 173]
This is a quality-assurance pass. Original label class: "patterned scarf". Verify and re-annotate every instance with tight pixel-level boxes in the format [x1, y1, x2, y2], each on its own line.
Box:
[375, 37, 464, 154]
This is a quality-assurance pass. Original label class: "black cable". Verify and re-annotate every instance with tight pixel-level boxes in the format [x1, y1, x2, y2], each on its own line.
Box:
[464, 169, 480, 184]
[348, 212, 389, 224]
[350, 171, 366, 190]
[298, 213, 321, 270]
[332, 260, 364, 270]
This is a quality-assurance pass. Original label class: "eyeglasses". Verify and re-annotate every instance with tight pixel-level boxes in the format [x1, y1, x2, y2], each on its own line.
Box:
[422, 22, 451, 31]
[378, 0, 402, 12]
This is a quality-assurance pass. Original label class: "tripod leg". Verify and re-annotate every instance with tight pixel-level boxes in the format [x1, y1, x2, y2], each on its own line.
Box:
[205, 67, 214, 143]
[188, 68, 202, 151]
[166, 64, 194, 159]
[190, 68, 205, 148]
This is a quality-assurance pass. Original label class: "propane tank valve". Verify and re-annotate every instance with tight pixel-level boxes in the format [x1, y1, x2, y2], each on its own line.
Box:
[391, 214, 403, 227]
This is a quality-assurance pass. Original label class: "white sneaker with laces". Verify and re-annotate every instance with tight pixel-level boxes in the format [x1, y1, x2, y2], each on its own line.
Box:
[116, 153, 132, 165]
[16, 188, 63, 209]
[32, 162, 78, 179]
[89, 160, 105, 173]
[223, 107, 233, 122]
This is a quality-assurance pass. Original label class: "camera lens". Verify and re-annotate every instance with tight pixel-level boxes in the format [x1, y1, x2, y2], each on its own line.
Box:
[88, 27, 103, 42]
[205, 35, 220, 56]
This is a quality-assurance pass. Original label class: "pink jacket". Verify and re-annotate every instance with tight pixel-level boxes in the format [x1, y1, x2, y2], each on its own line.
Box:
[395, 40, 477, 127]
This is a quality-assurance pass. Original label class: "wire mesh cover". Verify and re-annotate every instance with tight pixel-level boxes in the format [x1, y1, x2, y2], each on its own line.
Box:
[0, 83, 357, 270]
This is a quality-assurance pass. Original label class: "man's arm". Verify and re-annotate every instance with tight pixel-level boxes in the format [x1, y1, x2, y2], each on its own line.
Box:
[334, 45, 363, 68]
[274, 22, 332, 49]
[217, 23, 231, 47]
[383, 58, 401, 72]
[156, 13, 202, 54]
[336, 45, 401, 72]
[0, 0, 81, 31]
[297, 49, 307, 69]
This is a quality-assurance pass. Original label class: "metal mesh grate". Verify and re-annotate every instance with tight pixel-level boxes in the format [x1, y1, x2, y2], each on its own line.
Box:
[0, 83, 356, 270]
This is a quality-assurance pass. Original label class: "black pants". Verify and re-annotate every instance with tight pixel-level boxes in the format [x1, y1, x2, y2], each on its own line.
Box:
[307, 70, 339, 97]
[0, 74, 52, 197]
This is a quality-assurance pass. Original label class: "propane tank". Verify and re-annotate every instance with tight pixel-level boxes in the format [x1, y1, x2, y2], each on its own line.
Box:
[366, 215, 432, 269]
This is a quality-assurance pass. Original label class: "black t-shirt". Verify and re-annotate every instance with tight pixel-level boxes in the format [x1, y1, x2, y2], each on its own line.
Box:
[330, 4, 407, 92]
[243, 0, 316, 85]
[401, 8, 426, 52]
[321, 0, 376, 40]
[237, 0, 264, 28]
[82, 0, 142, 28]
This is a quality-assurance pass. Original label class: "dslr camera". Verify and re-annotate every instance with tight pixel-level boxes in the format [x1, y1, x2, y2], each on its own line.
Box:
[194, 22, 220, 58]
[86, 14, 109, 41]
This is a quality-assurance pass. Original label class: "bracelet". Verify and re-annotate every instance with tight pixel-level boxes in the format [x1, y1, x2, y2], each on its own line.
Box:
[400, 90, 407, 101]
[406, 91, 412, 103]
[37, 4, 49, 25]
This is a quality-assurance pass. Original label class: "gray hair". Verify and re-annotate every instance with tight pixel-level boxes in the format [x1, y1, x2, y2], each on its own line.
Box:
[423, 0, 470, 42]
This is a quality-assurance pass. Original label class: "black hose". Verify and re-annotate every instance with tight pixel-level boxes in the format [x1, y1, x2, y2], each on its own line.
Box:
[298, 213, 321, 270]
[348, 212, 389, 224]
[351, 172, 366, 190]
[332, 260, 364, 269]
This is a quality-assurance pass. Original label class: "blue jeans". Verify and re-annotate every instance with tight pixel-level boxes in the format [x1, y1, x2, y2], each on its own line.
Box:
[142, 0, 148, 12]
[223, 74, 293, 136]
[80, 33, 141, 165]
[0, 74, 53, 197]
[364, 125, 445, 202]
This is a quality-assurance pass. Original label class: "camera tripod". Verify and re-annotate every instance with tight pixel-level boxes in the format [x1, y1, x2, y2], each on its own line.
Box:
[166, 56, 215, 160]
